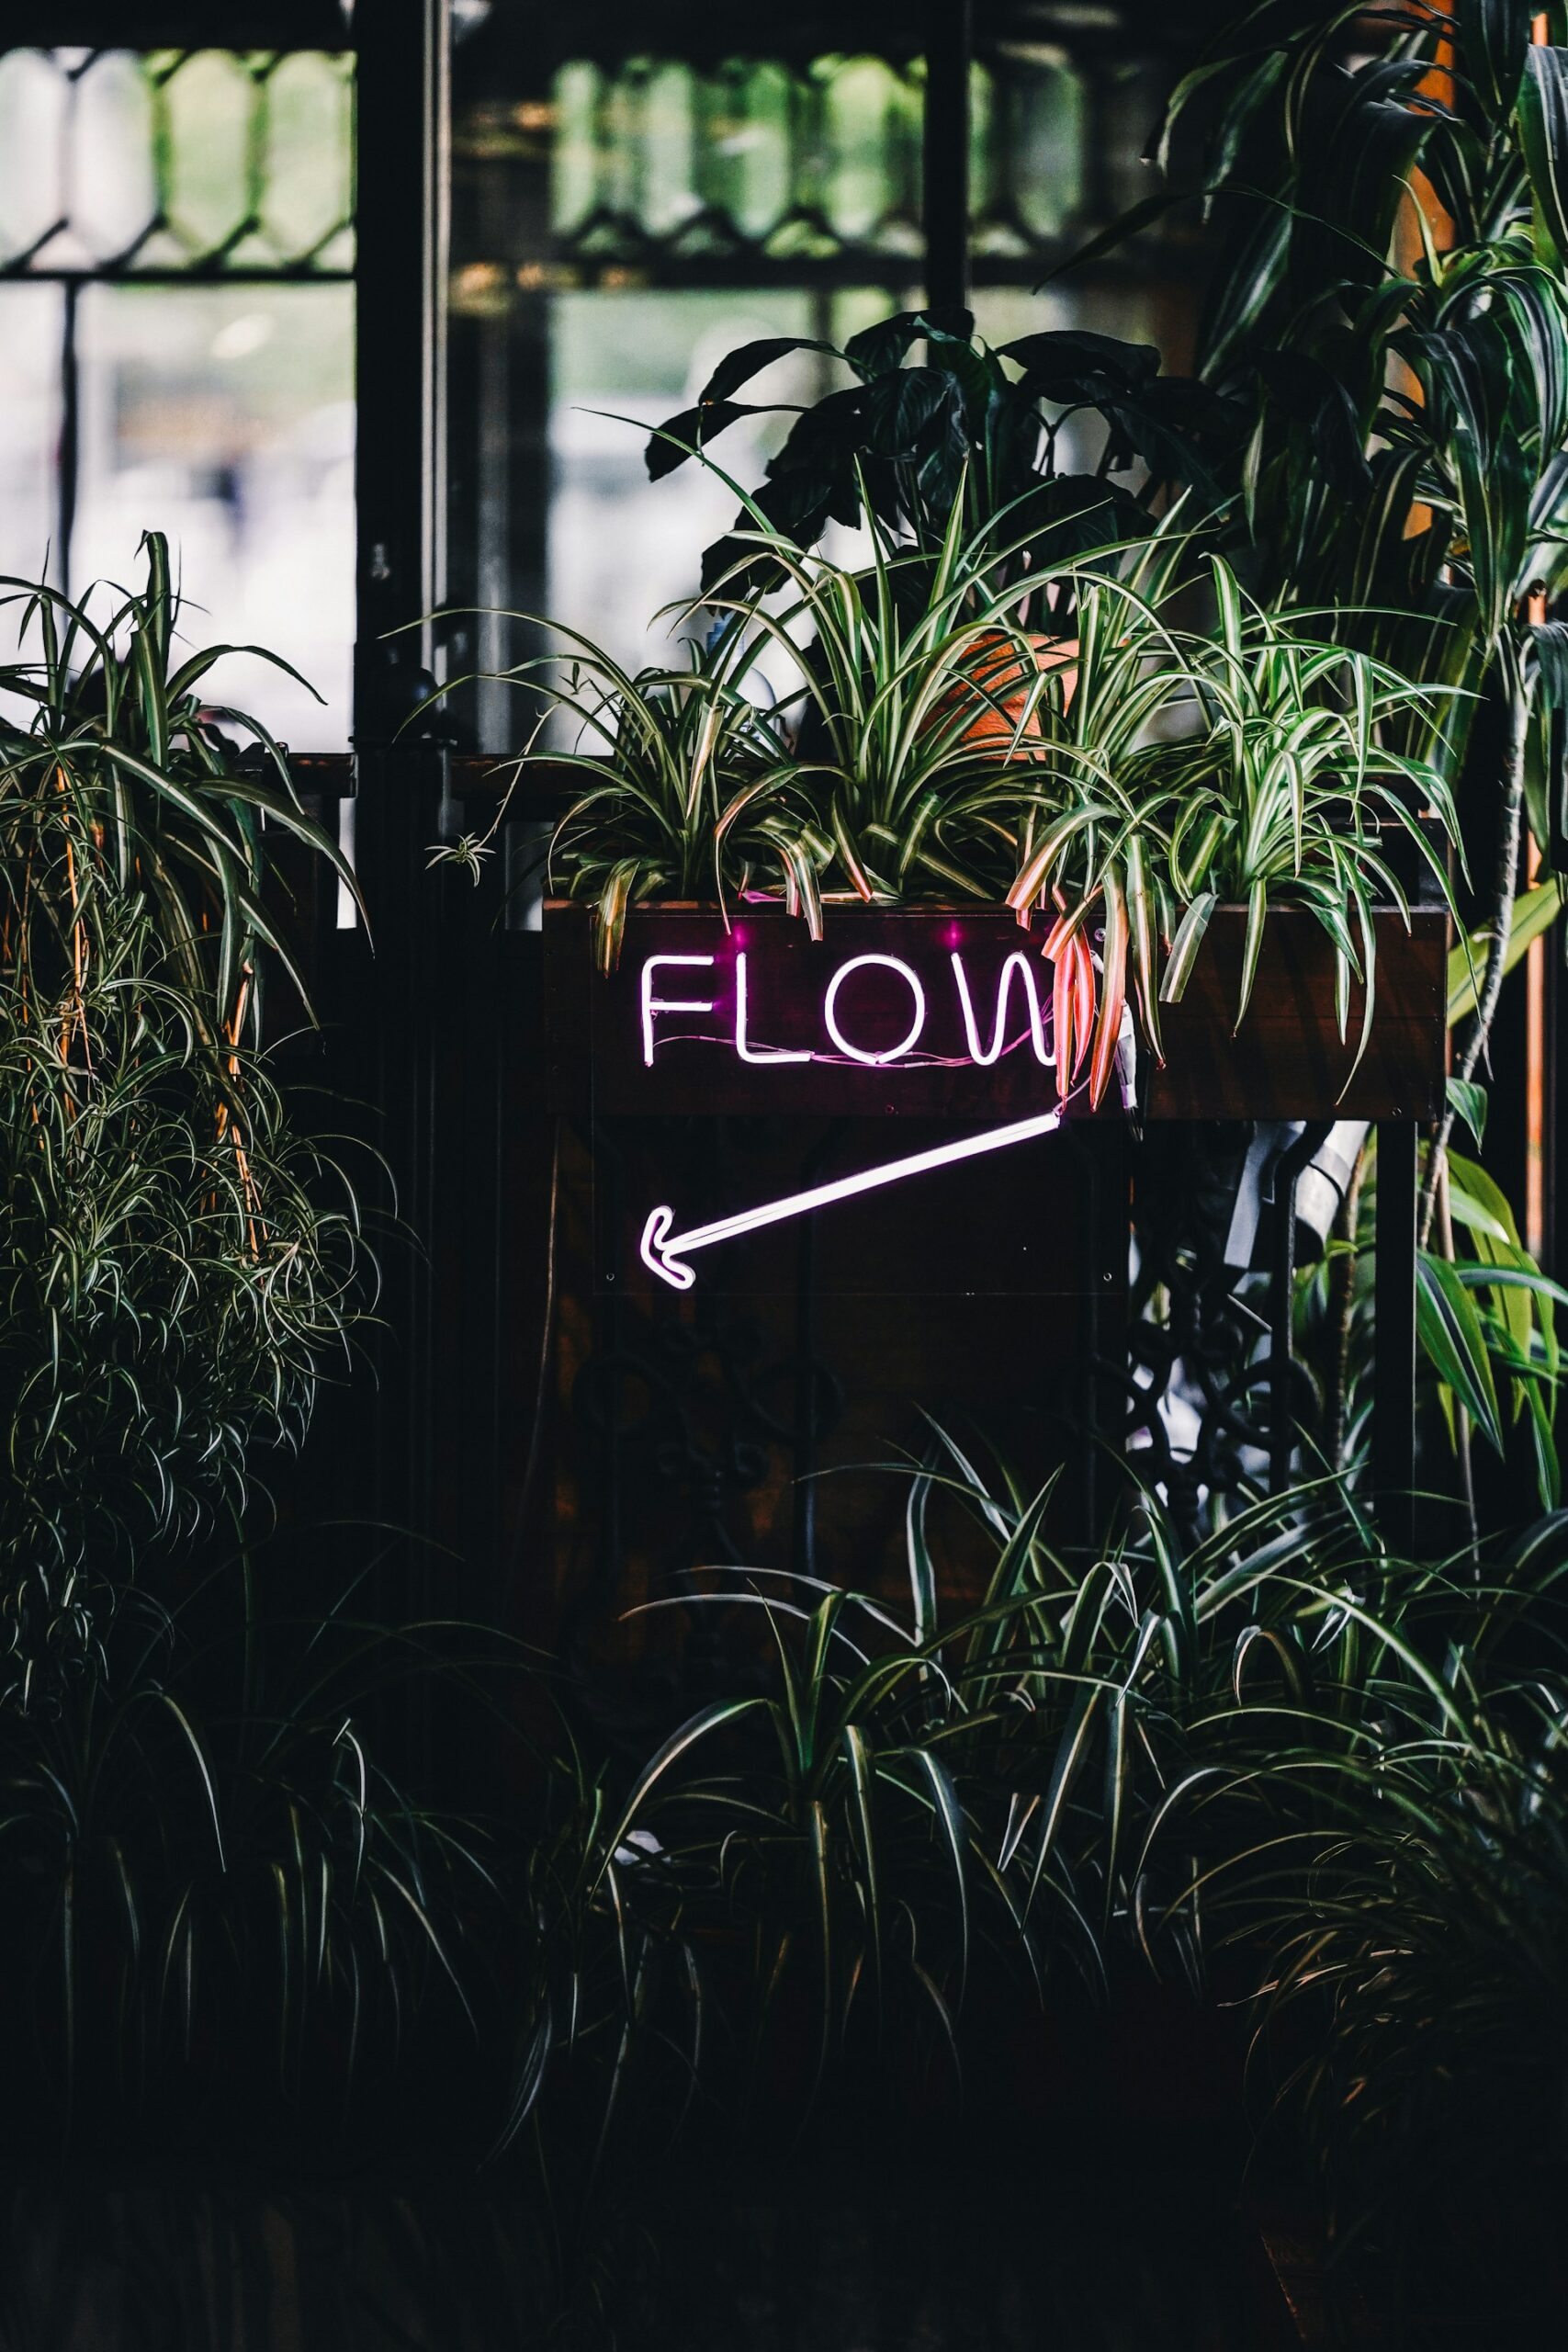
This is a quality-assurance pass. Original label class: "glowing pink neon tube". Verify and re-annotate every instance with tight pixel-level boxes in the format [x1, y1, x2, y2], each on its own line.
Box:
[638, 1107, 1064, 1290]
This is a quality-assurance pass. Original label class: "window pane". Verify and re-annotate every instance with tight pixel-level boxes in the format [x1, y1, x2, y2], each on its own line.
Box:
[72, 283, 355, 746]
[0, 48, 355, 277]
[0, 284, 61, 585]
[548, 288, 819, 670]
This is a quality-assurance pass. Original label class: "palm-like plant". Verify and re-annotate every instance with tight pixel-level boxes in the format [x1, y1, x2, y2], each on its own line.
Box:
[1161, 0, 1568, 1225]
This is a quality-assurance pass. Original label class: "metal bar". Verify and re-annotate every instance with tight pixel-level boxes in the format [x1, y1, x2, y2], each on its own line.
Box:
[354, 0, 448, 740]
[1375, 1120, 1418, 1553]
[350, 0, 448, 1770]
[4, 268, 355, 286]
[297, 250, 1186, 300]
[1269, 1125, 1330, 1494]
[922, 0, 972, 314]
[57, 280, 79, 597]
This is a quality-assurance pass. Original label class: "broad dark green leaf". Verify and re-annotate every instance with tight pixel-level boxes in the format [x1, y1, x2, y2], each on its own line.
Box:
[999, 328, 1161, 405]
[842, 308, 971, 378]
[645, 399, 761, 481]
[699, 334, 840, 406]
[857, 366, 958, 458]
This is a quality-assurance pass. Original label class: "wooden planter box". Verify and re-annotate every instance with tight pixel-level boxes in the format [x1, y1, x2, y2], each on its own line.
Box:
[543, 900, 1447, 1122]
[1145, 902, 1447, 1121]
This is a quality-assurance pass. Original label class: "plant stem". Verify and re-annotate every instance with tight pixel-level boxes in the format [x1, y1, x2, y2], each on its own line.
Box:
[1436, 1162, 1479, 1564]
[1419, 655, 1529, 1245]
[1327, 1140, 1366, 1471]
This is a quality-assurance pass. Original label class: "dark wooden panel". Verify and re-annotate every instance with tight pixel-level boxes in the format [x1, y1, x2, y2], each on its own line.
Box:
[546, 901, 1450, 1124]
[545, 903, 1106, 1121]
[1147, 906, 1449, 1122]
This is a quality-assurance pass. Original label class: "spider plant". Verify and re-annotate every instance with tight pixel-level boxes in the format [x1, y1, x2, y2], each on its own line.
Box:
[0, 533, 355, 1035]
[669, 482, 1187, 1099]
[497, 613, 819, 973]
[0, 946, 366, 1692]
[886, 1444, 1438, 1995]
[998, 554, 1460, 1095]
[0, 540, 367, 1684]
[585, 1577, 1042, 2131]
[572, 1438, 1429, 2138]
[993, 557, 1205, 1097]
[493, 1733, 705, 2176]
[1162, 1511, 1568, 2278]
[0, 1537, 499, 2145]
[1148, 560, 1461, 1056]
[546, 481, 1459, 1102]
[1248, 1673, 1568, 2196]
[699, 491, 1086, 894]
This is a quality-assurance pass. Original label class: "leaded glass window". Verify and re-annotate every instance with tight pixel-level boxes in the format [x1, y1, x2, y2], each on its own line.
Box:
[0, 46, 355, 745]
[445, 13, 1193, 747]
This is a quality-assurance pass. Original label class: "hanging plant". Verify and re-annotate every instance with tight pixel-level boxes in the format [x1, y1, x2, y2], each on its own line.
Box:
[0, 537, 366, 1696]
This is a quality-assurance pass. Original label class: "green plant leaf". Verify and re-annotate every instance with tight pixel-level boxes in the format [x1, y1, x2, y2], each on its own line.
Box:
[1519, 45, 1568, 266]
[1447, 883, 1562, 1023]
[1446, 1075, 1489, 1148]
[1417, 1250, 1506, 1453]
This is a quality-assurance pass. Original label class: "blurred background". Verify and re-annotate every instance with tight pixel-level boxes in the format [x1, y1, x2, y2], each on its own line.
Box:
[0, 4, 1218, 750]
[0, 42, 355, 741]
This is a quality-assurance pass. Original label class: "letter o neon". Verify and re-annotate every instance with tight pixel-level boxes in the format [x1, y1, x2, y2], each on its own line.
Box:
[823, 955, 927, 1065]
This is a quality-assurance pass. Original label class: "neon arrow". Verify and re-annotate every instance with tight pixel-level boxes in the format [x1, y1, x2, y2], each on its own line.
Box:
[638, 1108, 1064, 1290]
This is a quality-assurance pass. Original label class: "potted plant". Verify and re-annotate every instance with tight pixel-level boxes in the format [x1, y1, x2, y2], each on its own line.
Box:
[0, 535, 361, 1679]
[0, 538, 508, 2150]
[525, 490, 1455, 1121]
[1155, 1, 1568, 1207]
[643, 306, 1239, 601]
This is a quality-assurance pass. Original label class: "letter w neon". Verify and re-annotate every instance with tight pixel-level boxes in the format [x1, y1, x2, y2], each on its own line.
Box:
[949, 952, 1053, 1067]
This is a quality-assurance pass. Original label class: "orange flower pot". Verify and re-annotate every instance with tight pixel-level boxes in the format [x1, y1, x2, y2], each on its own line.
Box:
[937, 629, 1077, 756]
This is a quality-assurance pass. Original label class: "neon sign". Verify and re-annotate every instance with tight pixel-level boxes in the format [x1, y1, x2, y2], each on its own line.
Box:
[544, 904, 1121, 1120]
[638, 944, 1055, 1072]
[639, 1106, 1065, 1289]
[547, 898, 1450, 1130]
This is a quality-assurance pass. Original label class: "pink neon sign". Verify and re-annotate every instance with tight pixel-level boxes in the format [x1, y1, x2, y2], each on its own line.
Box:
[543, 906, 1113, 1273]
[637, 945, 1055, 1072]
[639, 1106, 1065, 1289]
